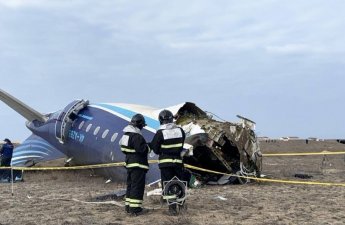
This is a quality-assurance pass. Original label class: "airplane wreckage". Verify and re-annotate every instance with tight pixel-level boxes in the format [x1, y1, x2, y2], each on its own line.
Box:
[175, 103, 262, 184]
[0, 88, 262, 185]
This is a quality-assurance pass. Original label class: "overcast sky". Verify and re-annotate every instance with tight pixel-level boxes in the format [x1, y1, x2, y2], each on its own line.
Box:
[0, 0, 344, 141]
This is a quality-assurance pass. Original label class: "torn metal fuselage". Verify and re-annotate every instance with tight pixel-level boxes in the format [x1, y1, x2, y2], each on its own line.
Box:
[175, 103, 262, 184]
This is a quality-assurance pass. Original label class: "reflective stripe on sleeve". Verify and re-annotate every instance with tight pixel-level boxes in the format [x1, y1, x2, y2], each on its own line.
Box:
[158, 159, 183, 164]
[161, 143, 183, 149]
[125, 163, 149, 169]
[121, 147, 136, 153]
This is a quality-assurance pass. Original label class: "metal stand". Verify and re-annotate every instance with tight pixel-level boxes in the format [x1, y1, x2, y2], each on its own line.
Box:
[11, 167, 14, 196]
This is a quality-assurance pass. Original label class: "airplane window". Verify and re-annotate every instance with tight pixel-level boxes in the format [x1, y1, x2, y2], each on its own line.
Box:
[111, 133, 118, 142]
[78, 121, 85, 130]
[94, 126, 100, 135]
[102, 129, 109, 138]
[86, 124, 92, 132]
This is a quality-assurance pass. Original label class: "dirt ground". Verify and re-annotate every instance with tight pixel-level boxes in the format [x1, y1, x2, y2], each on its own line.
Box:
[1, 140, 345, 225]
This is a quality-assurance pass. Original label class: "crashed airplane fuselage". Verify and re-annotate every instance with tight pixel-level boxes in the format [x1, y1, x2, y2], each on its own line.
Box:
[0, 88, 262, 184]
[175, 103, 262, 184]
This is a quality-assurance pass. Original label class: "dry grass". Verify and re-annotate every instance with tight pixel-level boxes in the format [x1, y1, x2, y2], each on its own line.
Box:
[1, 140, 345, 225]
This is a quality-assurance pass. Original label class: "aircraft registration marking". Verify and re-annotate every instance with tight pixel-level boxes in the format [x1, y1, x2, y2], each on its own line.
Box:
[68, 130, 85, 143]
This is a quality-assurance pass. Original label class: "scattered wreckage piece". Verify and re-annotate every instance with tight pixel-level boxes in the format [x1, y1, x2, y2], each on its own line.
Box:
[337, 139, 345, 144]
[294, 173, 313, 179]
[90, 189, 127, 202]
[175, 103, 262, 185]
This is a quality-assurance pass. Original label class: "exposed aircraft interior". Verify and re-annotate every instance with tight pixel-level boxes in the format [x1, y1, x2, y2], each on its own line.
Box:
[175, 103, 262, 184]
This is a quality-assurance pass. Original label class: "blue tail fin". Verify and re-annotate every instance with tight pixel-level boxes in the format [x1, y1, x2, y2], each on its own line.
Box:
[11, 134, 65, 166]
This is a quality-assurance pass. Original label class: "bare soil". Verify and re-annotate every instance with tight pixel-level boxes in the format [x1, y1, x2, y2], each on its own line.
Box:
[1, 140, 345, 225]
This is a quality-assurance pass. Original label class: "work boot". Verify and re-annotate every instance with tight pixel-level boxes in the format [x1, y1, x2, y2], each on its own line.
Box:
[168, 204, 178, 216]
[130, 208, 150, 217]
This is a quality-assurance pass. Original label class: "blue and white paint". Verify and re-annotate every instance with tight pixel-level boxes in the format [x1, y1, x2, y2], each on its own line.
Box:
[11, 101, 168, 183]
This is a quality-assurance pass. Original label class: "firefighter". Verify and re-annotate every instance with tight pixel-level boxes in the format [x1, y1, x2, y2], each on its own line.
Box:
[119, 114, 150, 216]
[150, 109, 186, 215]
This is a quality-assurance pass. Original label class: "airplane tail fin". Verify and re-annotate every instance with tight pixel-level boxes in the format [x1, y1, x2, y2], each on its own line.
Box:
[0, 88, 47, 122]
[11, 134, 65, 167]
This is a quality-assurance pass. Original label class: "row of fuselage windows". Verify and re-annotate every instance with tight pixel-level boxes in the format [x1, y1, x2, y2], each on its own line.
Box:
[76, 120, 118, 142]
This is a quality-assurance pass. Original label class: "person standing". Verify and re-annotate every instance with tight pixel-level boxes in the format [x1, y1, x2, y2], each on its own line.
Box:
[119, 114, 150, 216]
[0, 138, 14, 182]
[150, 109, 186, 214]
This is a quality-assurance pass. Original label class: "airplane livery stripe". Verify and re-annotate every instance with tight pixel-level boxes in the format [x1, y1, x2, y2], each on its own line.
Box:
[14, 144, 56, 155]
[11, 137, 65, 166]
[12, 155, 44, 161]
[13, 150, 49, 157]
[11, 159, 29, 165]
[91, 103, 159, 131]
[15, 140, 57, 152]
[24, 139, 56, 148]
[18, 139, 55, 148]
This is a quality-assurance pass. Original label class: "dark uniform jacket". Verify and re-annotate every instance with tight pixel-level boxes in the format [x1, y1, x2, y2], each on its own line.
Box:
[119, 125, 149, 170]
[150, 123, 185, 168]
[0, 143, 14, 159]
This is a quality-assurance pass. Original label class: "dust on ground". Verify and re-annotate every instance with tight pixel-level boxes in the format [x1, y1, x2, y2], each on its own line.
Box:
[1, 140, 345, 225]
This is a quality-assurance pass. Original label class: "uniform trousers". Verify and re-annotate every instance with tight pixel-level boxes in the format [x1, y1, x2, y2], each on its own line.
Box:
[126, 168, 146, 213]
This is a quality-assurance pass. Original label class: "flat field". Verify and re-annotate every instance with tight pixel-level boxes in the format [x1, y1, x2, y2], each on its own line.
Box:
[1, 140, 345, 225]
